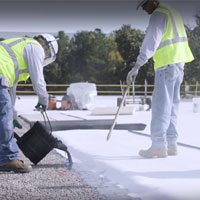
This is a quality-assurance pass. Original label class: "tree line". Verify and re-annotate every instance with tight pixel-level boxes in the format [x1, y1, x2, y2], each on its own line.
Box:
[46, 16, 200, 85]
[1, 15, 200, 86]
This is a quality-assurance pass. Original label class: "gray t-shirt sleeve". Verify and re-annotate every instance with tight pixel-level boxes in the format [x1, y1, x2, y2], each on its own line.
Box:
[23, 43, 49, 106]
[135, 12, 167, 68]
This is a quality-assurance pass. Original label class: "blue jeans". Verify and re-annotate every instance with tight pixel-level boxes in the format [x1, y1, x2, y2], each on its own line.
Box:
[150, 63, 184, 149]
[0, 85, 19, 165]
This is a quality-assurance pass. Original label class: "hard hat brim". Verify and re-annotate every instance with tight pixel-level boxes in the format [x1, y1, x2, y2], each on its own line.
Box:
[136, 0, 148, 10]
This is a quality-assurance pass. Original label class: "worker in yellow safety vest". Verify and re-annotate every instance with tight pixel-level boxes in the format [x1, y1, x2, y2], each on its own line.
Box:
[0, 34, 58, 173]
[126, 0, 194, 158]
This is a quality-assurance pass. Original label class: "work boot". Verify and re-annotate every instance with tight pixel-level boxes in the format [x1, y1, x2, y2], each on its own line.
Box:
[139, 146, 168, 158]
[0, 160, 32, 173]
[168, 146, 178, 156]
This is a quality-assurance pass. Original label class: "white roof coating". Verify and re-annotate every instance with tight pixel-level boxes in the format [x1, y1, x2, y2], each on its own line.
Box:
[16, 95, 200, 200]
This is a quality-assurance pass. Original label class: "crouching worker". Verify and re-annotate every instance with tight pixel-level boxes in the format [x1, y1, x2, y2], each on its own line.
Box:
[0, 34, 58, 173]
[60, 95, 73, 110]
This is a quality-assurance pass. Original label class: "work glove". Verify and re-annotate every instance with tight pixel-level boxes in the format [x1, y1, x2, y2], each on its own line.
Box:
[35, 103, 47, 112]
[13, 119, 22, 129]
[126, 67, 139, 85]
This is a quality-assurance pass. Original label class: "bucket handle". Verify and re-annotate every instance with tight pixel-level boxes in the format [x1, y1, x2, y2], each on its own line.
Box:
[40, 110, 73, 169]
[41, 110, 53, 133]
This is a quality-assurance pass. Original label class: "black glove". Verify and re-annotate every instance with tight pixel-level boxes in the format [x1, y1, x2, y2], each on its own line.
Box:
[13, 119, 22, 129]
[35, 103, 47, 112]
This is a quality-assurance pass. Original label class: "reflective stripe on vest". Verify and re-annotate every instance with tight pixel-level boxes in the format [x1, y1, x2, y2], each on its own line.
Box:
[0, 38, 29, 85]
[157, 4, 187, 50]
[153, 3, 194, 69]
[0, 38, 39, 86]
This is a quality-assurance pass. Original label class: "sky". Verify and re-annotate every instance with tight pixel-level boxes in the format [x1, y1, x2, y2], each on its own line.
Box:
[0, 0, 199, 34]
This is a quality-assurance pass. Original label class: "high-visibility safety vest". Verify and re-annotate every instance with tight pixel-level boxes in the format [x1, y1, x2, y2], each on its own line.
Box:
[153, 3, 194, 70]
[0, 37, 40, 87]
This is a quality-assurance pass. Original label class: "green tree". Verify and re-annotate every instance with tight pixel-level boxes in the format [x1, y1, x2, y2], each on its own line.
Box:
[184, 15, 200, 84]
[67, 30, 94, 82]
[67, 28, 122, 83]
[114, 25, 154, 84]
[102, 35, 124, 84]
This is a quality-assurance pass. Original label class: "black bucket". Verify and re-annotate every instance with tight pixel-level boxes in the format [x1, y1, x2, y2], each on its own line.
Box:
[14, 121, 72, 168]
[14, 121, 56, 165]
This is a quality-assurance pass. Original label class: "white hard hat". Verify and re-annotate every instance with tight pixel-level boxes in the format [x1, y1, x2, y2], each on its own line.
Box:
[136, 0, 148, 10]
[35, 33, 58, 66]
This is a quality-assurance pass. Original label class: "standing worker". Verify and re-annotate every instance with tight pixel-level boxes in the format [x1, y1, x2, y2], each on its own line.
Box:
[0, 34, 58, 172]
[126, 0, 194, 158]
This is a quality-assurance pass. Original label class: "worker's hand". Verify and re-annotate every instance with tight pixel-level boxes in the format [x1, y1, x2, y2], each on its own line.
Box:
[126, 67, 139, 85]
[35, 103, 47, 112]
[13, 119, 22, 129]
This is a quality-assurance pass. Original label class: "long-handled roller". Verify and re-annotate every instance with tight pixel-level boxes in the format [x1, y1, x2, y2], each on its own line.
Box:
[106, 77, 136, 141]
